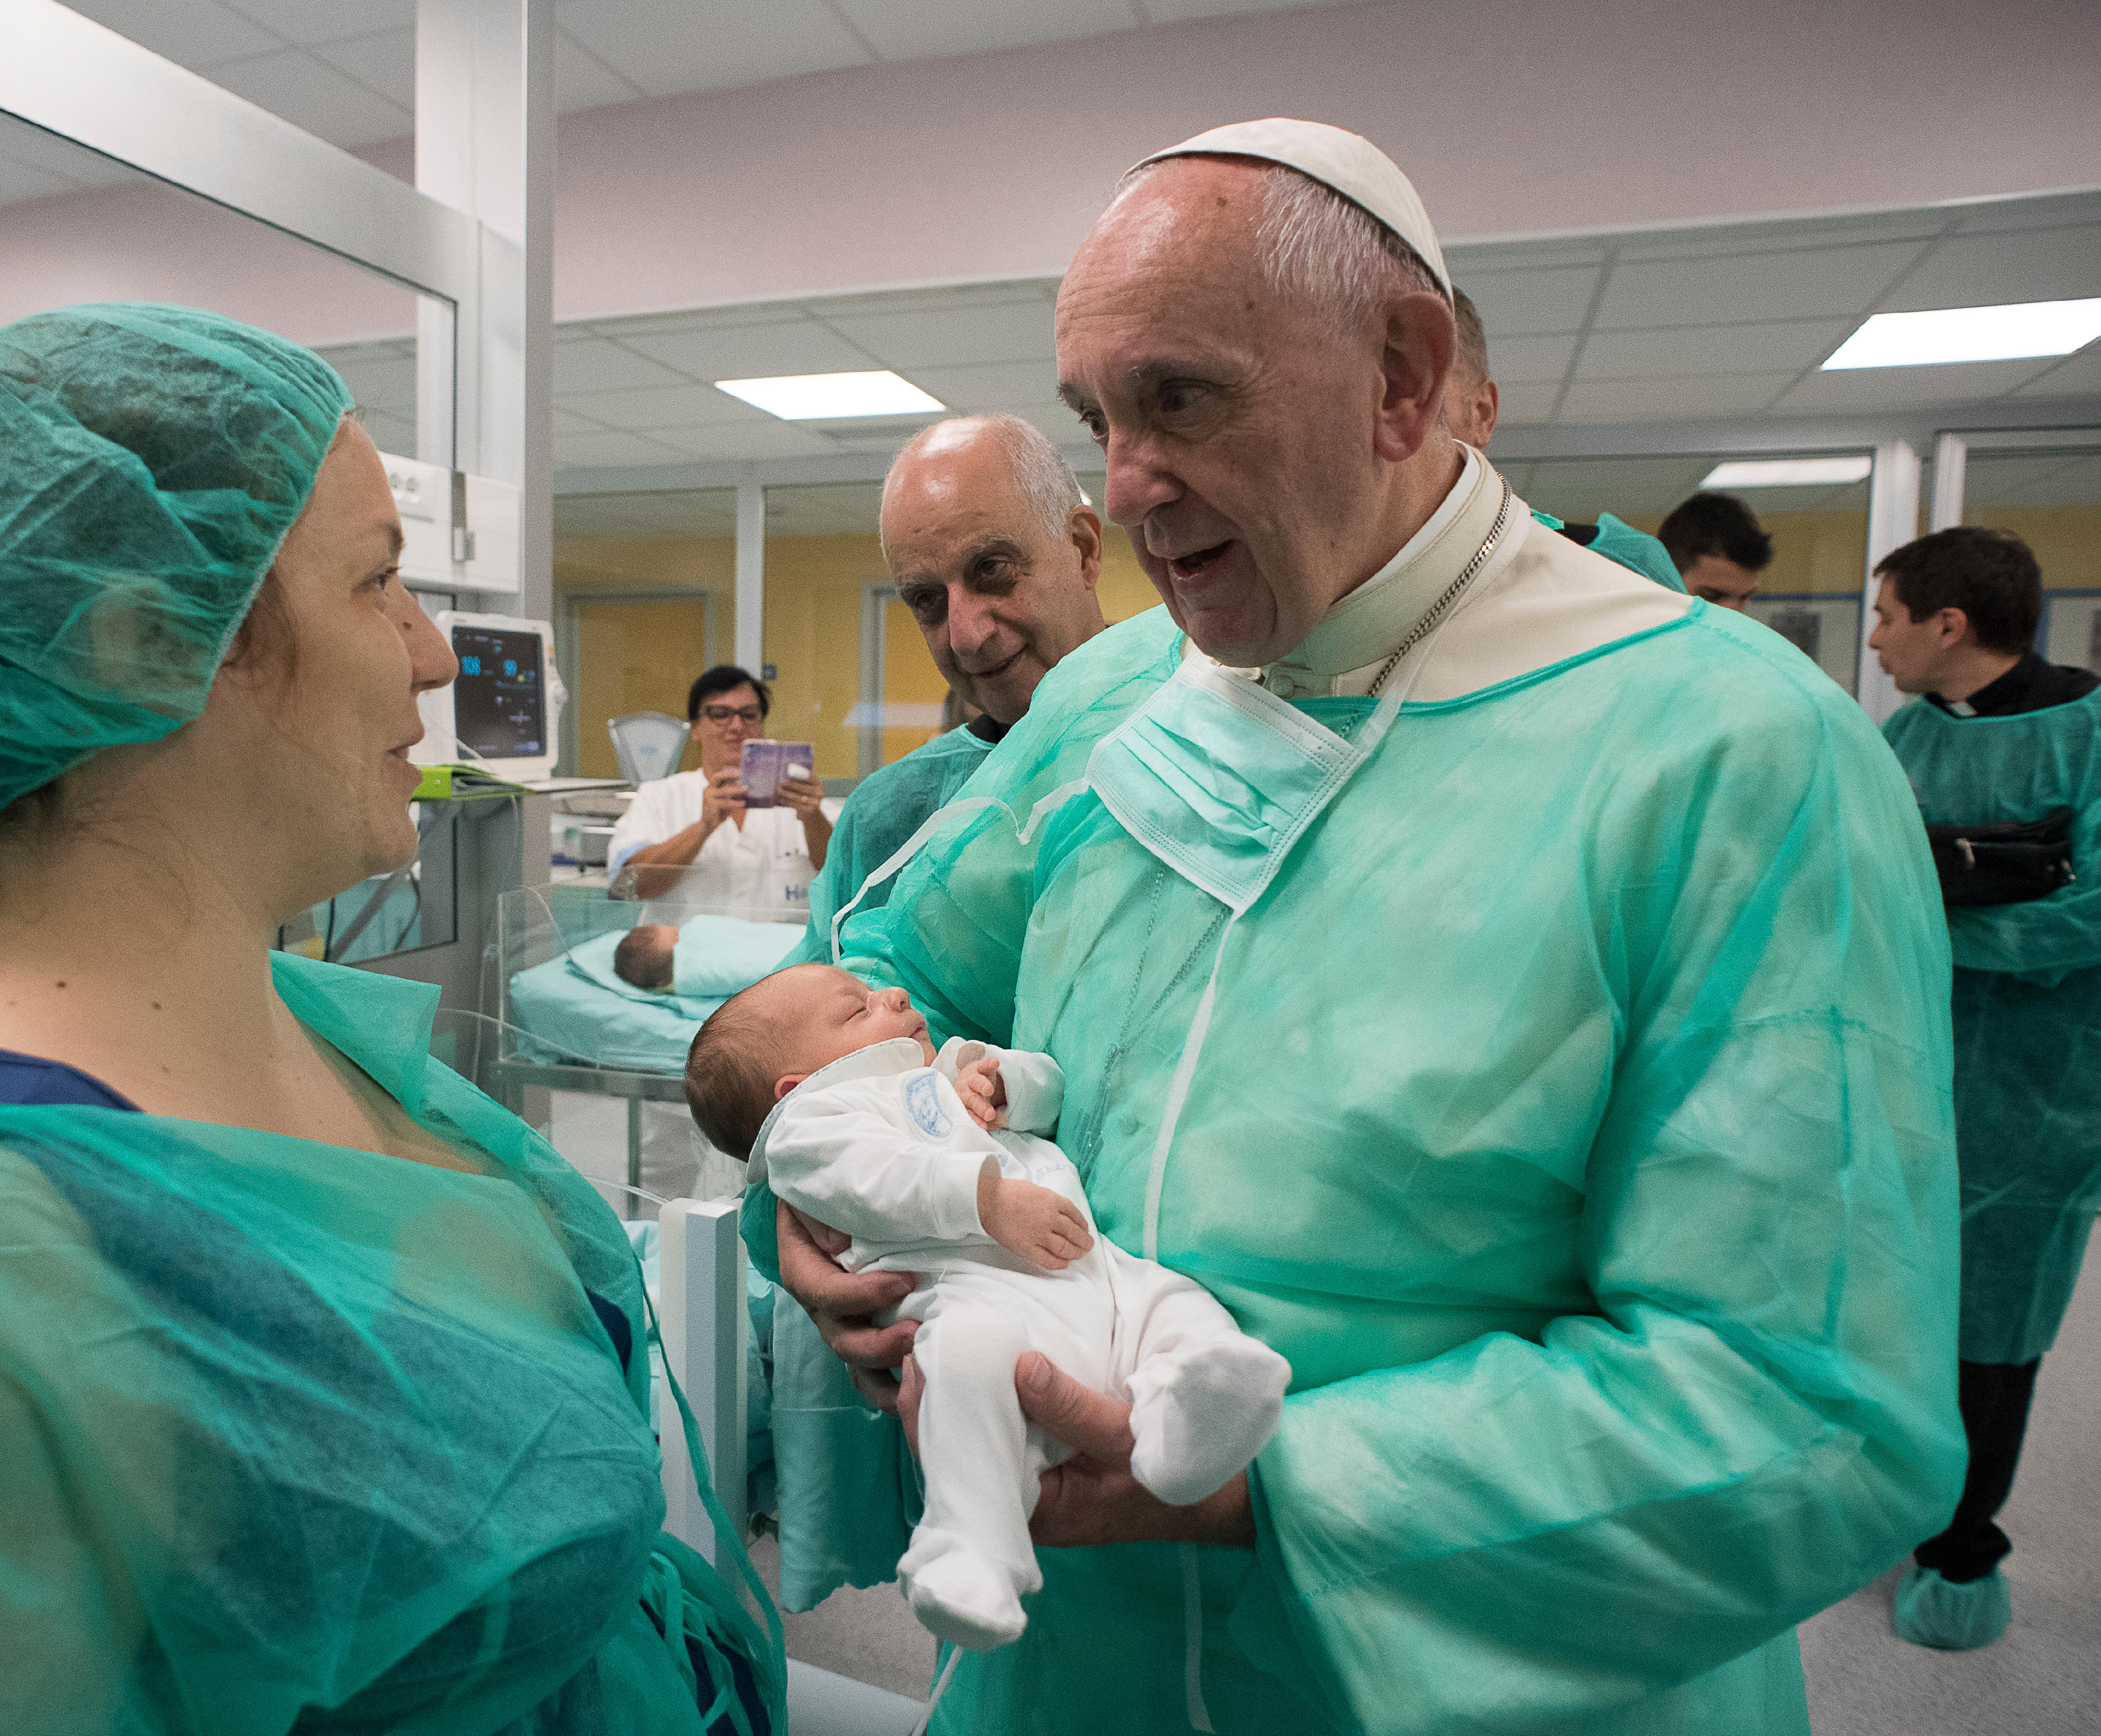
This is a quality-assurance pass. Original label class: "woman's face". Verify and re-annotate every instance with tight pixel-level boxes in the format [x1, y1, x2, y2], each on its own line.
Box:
[212, 421, 456, 911]
[692, 682, 764, 777]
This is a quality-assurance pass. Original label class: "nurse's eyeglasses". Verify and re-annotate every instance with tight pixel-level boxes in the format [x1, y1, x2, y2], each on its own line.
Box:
[699, 704, 765, 725]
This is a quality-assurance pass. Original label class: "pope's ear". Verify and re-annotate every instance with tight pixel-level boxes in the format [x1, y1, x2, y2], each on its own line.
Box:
[775, 1072, 810, 1102]
[1374, 288, 1454, 464]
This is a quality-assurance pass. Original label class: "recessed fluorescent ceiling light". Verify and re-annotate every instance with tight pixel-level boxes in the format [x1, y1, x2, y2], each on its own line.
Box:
[1701, 457, 1872, 489]
[1822, 298, 2101, 370]
[713, 370, 944, 419]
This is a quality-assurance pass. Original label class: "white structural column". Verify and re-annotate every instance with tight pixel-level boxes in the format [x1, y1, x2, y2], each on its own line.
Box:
[416, 0, 555, 624]
[1856, 439, 1922, 725]
[1930, 432, 1968, 532]
[736, 480, 767, 672]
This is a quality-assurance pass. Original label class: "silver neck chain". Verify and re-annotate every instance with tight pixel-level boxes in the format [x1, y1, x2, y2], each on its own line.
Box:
[1364, 478, 1515, 699]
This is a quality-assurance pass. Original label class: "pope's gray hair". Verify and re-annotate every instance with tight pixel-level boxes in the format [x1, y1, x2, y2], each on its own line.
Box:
[1116, 158, 1446, 337]
[882, 414, 1086, 556]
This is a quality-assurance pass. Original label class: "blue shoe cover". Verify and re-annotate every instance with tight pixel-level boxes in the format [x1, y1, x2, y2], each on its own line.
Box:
[1892, 1565, 2011, 1650]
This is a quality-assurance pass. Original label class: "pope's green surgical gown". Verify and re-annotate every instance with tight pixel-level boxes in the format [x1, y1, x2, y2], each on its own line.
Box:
[0, 952, 782, 1736]
[1883, 687, 2101, 1364]
[839, 601, 1962, 1735]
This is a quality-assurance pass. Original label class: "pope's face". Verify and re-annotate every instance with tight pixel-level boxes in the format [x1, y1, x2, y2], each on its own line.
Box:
[1056, 159, 1435, 667]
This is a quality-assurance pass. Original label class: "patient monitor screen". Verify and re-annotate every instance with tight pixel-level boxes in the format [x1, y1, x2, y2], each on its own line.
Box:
[450, 626, 546, 761]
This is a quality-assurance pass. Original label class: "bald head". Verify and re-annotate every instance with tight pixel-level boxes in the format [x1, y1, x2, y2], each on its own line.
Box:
[880, 415, 1107, 725]
[1054, 154, 1460, 666]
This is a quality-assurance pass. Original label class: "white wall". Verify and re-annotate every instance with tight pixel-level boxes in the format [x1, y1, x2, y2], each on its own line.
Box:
[4, 0, 2096, 343]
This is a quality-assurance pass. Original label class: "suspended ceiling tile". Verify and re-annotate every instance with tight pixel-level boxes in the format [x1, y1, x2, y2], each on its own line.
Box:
[1770, 358, 2061, 415]
[549, 405, 609, 435]
[1003, 400, 1092, 447]
[206, 48, 413, 148]
[1593, 243, 1927, 329]
[551, 337, 692, 394]
[312, 28, 415, 109]
[812, 281, 1059, 321]
[903, 357, 1061, 410]
[1555, 371, 1798, 424]
[0, 159, 84, 204]
[1952, 190, 2101, 234]
[824, 300, 1057, 369]
[1877, 227, 2101, 313]
[226, 0, 415, 47]
[554, 28, 646, 112]
[0, 117, 142, 192]
[1143, 0, 1335, 20]
[1573, 318, 1853, 381]
[1615, 208, 1946, 262]
[558, 489, 736, 538]
[553, 429, 693, 469]
[834, 0, 1138, 61]
[651, 421, 845, 461]
[66, 0, 277, 66]
[553, 0, 871, 98]
[1480, 332, 1577, 385]
[582, 306, 811, 340]
[565, 381, 773, 431]
[1453, 267, 1599, 339]
[1485, 380, 1560, 426]
[622, 319, 879, 381]
[2010, 346, 2101, 400]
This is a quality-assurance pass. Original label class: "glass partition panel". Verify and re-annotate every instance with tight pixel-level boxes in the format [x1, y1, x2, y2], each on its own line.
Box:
[1959, 436, 2101, 673]
[551, 489, 737, 777]
[762, 481, 927, 782]
[0, 110, 432, 460]
[1502, 452, 1871, 692]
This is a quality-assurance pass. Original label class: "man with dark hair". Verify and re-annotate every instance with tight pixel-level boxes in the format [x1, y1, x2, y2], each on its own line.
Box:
[1657, 491, 1773, 610]
[609, 662, 834, 903]
[1876, 525, 2101, 1650]
[1870, 526, 2089, 712]
[1442, 289, 1683, 592]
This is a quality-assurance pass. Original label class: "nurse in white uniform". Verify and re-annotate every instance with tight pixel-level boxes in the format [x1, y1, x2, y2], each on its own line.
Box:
[609, 665, 835, 909]
[605, 664, 832, 908]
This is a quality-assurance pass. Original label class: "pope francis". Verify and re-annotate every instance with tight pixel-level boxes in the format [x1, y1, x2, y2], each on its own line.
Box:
[770, 119, 1967, 1736]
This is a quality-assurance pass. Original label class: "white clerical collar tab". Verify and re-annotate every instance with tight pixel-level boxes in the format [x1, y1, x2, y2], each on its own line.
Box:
[1132, 117, 1451, 298]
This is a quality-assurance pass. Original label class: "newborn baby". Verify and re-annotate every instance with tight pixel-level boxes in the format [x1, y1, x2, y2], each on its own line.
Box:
[685, 964, 1291, 1651]
[613, 923, 678, 990]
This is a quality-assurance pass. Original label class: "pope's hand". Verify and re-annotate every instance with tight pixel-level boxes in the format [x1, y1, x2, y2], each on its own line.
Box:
[896, 1350, 1257, 1551]
[774, 1197, 918, 1411]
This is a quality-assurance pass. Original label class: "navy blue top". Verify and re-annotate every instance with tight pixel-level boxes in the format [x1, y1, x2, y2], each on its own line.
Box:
[0, 1048, 140, 1111]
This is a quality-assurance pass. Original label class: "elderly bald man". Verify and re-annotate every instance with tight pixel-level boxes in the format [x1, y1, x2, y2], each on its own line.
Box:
[777, 121, 1962, 1735]
[785, 414, 1108, 971]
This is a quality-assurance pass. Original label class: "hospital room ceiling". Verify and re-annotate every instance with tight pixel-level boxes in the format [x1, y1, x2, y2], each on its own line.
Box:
[396, 188, 2100, 494]
[31, 0, 1342, 154]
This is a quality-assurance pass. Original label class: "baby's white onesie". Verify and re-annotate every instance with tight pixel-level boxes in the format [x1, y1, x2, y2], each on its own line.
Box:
[750, 1034, 1291, 1650]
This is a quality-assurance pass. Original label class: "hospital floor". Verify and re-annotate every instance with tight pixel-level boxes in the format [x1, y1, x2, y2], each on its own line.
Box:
[548, 1096, 2099, 1725]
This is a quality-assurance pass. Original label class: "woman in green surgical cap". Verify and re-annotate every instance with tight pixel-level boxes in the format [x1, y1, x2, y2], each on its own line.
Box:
[0, 303, 782, 1736]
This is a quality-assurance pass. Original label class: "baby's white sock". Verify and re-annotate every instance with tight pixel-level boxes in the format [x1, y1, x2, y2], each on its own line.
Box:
[1127, 1336, 1291, 1508]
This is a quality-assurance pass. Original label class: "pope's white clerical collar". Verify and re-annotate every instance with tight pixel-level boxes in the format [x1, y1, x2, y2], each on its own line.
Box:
[1261, 445, 1486, 692]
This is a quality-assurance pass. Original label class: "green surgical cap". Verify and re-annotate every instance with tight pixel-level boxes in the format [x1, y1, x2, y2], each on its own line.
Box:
[0, 302, 354, 810]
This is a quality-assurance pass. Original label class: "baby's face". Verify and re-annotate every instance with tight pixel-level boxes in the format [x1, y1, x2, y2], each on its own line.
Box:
[766, 964, 935, 1082]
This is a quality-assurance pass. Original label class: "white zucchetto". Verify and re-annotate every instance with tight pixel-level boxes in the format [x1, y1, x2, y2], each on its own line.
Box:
[1131, 117, 1451, 298]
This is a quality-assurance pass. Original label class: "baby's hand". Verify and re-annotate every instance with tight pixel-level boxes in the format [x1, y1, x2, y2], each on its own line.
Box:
[981, 1177, 1093, 1270]
[954, 1054, 1008, 1130]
